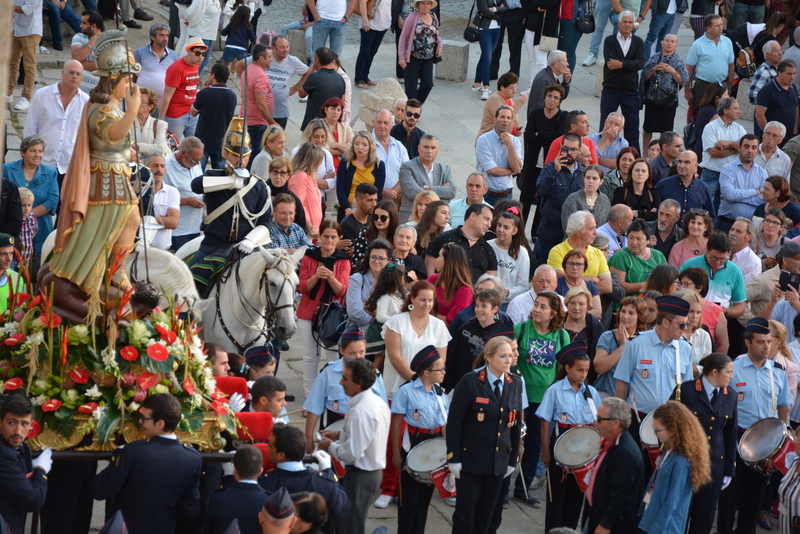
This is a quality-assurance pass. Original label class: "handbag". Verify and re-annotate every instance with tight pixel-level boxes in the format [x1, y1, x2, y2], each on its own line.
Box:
[313, 300, 349, 349]
[735, 46, 757, 79]
[652, 72, 678, 108]
[464, 1, 480, 42]
[575, 0, 595, 34]
[350, 0, 377, 17]
[538, 13, 559, 52]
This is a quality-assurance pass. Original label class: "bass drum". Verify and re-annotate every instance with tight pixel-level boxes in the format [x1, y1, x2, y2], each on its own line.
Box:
[738, 417, 796, 475]
[639, 411, 661, 470]
[553, 426, 601, 491]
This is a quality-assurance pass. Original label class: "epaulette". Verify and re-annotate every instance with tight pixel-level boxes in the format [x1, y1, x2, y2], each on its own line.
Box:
[433, 384, 443, 396]
[774, 361, 785, 371]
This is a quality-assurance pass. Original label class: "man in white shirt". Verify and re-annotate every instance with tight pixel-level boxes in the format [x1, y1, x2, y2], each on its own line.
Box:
[23, 60, 89, 178]
[728, 217, 762, 283]
[699, 97, 747, 214]
[9, 0, 43, 112]
[449, 172, 493, 227]
[373, 109, 409, 203]
[133, 23, 176, 105]
[507, 264, 560, 324]
[309, 0, 351, 56]
[267, 36, 310, 129]
[319, 358, 389, 534]
[475, 106, 523, 206]
[145, 155, 180, 250]
[164, 137, 205, 251]
[596, 204, 634, 257]
[755, 121, 792, 178]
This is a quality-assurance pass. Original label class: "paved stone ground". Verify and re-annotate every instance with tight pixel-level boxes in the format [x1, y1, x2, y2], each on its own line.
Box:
[12, 3, 761, 532]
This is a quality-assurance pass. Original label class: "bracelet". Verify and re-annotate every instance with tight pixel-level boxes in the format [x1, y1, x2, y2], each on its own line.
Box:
[342, 16, 348, 21]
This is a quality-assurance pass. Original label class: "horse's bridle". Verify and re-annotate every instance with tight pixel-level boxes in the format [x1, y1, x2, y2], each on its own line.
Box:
[215, 253, 295, 353]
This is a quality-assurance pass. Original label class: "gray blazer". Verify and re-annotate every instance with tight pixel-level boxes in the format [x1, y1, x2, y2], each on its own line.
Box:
[398, 157, 457, 222]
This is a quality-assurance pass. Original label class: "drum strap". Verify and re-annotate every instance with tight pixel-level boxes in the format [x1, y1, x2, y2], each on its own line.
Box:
[403, 427, 411, 453]
[769, 364, 777, 416]
[675, 343, 682, 401]
[435, 394, 448, 426]
[631, 393, 641, 423]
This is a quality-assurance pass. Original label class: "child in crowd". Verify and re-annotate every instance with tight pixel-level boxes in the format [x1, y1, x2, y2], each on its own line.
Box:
[364, 263, 408, 368]
[18, 188, 37, 273]
[220, 5, 257, 66]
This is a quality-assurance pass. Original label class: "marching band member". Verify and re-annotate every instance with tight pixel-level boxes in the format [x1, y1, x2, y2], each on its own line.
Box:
[673, 352, 737, 534]
[638, 401, 711, 534]
[303, 326, 387, 453]
[717, 317, 792, 534]
[391, 345, 449, 534]
[446, 336, 523, 534]
[538, 341, 601, 532]
[614, 295, 694, 478]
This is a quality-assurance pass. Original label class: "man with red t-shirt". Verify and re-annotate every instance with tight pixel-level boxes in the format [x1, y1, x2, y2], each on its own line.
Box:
[241, 43, 277, 165]
[158, 37, 206, 142]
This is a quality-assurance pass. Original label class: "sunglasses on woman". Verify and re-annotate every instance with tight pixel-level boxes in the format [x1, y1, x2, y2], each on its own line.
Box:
[373, 214, 389, 223]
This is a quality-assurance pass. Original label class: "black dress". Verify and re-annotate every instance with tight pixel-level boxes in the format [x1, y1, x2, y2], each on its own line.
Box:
[611, 185, 662, 222]
[521, 108, 568, 202]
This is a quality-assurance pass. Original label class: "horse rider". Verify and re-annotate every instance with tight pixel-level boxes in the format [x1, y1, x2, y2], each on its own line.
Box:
[188, 117, 272, 296]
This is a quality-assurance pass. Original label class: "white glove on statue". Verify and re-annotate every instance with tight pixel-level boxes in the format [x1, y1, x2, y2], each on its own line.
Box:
[237, 239, 254, 254]
[504, 466, 515, 478]
[722, 476, 732, 491]
[227, 392, 245, 413]
[221, 461, 234, 476]
[312, 450, 332, 471]
[32, 447, 52, 473]
[448, 462, 462, 479]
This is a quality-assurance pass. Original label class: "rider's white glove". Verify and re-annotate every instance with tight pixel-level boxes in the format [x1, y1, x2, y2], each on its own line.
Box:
[237, 239, 254, 254]
[227, 392, 245, 412]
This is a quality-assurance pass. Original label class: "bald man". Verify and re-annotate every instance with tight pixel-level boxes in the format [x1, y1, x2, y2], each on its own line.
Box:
[23, 60, 90, 177]
[653, 150, 716, 219]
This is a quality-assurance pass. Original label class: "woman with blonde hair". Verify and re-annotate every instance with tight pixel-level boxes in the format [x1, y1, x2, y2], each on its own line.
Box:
[250, 124, 287, 180]
[289, 143, 325, 239]
[132, 87, 170, 162]
[336, 131, 386, 220]
[292, 118, 337, 215]
[594, 296, 648, 397]
[638, 401, 711, 534]
[406, 190, 441, 226]
[562, 286, 605, 383]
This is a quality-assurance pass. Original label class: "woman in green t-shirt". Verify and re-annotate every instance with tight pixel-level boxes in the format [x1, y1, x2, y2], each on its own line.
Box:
[512, 290, 568, 507]
[608, 218, 667, 297]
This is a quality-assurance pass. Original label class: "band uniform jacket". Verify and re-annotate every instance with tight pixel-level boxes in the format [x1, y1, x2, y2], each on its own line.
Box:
[204, 480, 267, 534]
[0, 437, 46, 534]
[446, 367, 523, 476]
[93, 436, 203, 534]
[672, 378, 737, 481]
[582, 430, 645, 534]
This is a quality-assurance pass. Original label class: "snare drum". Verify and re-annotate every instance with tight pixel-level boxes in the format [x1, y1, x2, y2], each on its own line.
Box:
[738, 417, 797, 475]
[639, 412, 661, 470]
[553, 426, 601, 492]
[323, 419, 347, 478]
[405, 437, 448, 483]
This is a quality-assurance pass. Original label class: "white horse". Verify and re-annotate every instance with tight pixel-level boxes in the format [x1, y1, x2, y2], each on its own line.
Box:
[195, 246, 304, 354]
[40, 233, 199, 311]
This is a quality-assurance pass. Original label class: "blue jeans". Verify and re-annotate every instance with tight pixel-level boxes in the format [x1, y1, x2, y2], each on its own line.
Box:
[700, 168, 721, 217]
[355, 28, 387, 84]
[533, 236, 559, 268]
[221, 46, 247, 63]
[201, 148, 225, 172]
[515, 404, 542, 497]
[164, 113, 198, 142]
[588, 0, 615, 57]
[189, 36, 213, 77]
[282, 21, 314, 59]
[600, 89, 641, 153]
[404, 56, 434, 103]
[484, 191, 511, 206]
[643, 13, 675, 61]
[43, 0, 81, 47]
[557, 19, 584, 73]
[475, 28, 501, 86]
[247, 124, 268, 169]
[312, 18, 346, 56]
[80, 0, 98, 11]
[728, 3, 764, 30]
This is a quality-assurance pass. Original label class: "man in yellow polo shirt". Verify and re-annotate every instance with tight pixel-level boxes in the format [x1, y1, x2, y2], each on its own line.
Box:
[0, 234, 22, 314]
[547, 211, 612, 294]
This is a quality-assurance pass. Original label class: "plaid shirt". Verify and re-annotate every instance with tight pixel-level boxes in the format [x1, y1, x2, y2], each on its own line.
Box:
[267, 220, 312, 250]
[749, 62, 777, 104]
[19, 214, 38, 268]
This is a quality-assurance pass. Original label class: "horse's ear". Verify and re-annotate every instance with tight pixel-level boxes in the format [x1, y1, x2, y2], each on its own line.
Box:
[259, 245, 275, 264]
[291, 246, 307, 266]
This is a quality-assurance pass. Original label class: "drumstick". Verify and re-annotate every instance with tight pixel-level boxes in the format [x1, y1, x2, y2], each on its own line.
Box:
[283, 408, 305, 417]
[546, 468, 553, 502]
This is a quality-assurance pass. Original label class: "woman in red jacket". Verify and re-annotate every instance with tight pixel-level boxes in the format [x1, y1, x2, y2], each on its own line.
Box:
[298, 220, 352, 395]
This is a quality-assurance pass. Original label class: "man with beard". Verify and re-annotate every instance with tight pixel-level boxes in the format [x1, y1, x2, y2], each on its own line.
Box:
[654, 150, 716, 220]
[390, 98, 425, 159]
[647, 199, 684, 259]
[717, 134, 767, 232]
[142, 155, 180, 250]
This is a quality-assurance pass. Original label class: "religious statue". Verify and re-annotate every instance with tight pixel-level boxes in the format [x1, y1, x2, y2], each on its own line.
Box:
[39, 27, 153, 325]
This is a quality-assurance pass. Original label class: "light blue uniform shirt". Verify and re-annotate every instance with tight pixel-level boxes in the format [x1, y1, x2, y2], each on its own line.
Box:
[391, 378, 449, 428]
[732, 354, 791, 429]
[614, 329, 694, 414]
[536, 377, 601, 426]
[718, 159, 768, 220]
[302, 359, 388, 417]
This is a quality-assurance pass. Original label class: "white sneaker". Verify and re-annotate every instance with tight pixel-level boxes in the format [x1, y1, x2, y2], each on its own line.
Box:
[446, 496, 457, 506]
[582, 53, 597, 66]
[471, 85, 483, 92]
[38, 45, 49, 54]
[374, 494, 394, 508]
[299, 95, 308, 103]
[13, 97, 30, 111]
[481, 88, 491, 100]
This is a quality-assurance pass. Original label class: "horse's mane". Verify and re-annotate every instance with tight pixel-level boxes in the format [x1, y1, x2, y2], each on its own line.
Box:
[239, 247, 298, 279]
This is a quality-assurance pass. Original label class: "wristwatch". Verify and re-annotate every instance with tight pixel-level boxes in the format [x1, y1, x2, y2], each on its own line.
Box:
[342, 16, 348, 21]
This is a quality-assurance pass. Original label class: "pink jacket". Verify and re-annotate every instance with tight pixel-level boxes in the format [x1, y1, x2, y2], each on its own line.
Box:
[397, 11, 442, 63]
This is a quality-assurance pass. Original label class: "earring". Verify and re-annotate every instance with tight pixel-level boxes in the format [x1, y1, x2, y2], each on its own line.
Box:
[408, 304, 414, 310]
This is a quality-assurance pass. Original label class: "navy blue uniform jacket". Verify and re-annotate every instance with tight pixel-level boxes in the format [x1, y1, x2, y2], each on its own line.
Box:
[204, 480, 267, 534]
[0, 437, 47, 534]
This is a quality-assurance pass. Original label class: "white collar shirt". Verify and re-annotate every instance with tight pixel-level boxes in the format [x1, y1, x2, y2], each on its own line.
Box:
[329, 388, 391, 471]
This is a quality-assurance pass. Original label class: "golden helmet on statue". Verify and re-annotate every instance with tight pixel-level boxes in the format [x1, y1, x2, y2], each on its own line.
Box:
[92, 26, 142, 78]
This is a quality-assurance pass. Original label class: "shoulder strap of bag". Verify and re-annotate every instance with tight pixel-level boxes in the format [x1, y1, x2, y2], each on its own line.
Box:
[152, 117, 158, 139]
[466, 0, 476, 28]
[203, 178, 259, 226]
